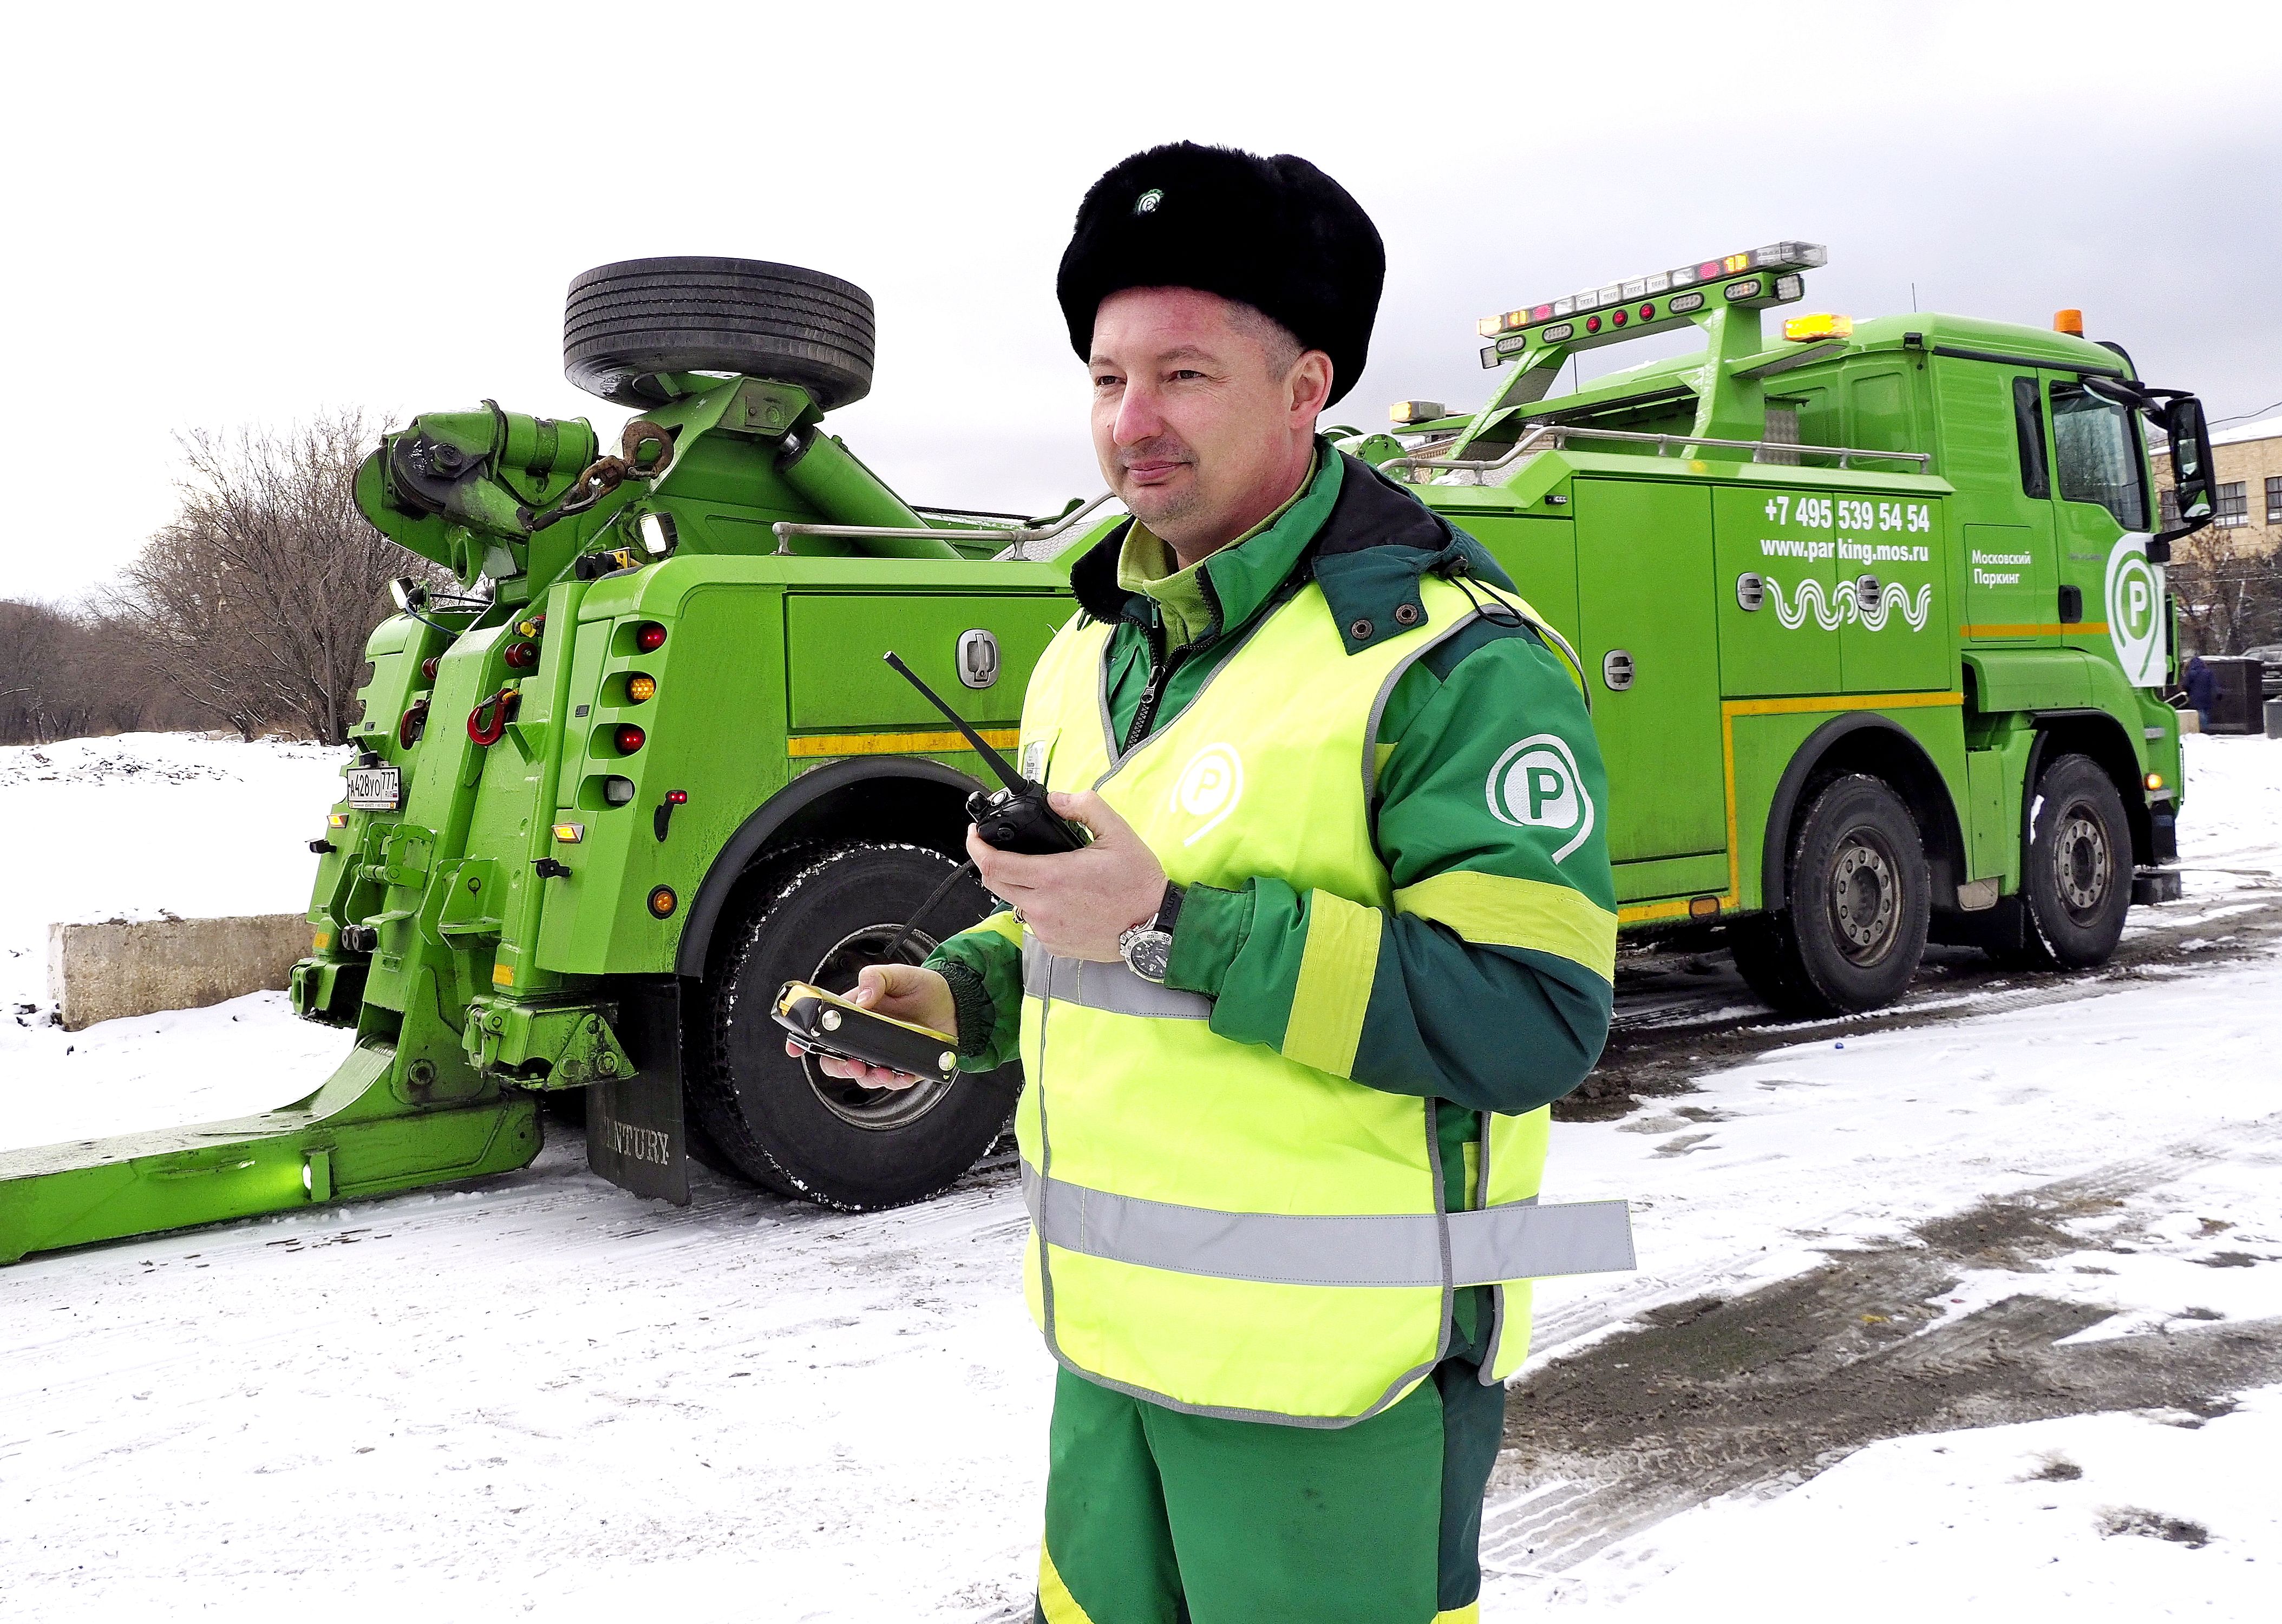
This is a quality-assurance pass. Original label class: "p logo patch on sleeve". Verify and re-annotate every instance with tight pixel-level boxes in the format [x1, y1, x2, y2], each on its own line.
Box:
[1487, 734, 1596, 863]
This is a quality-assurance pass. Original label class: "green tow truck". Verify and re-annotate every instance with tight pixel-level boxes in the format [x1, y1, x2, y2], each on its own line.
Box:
[0, 243, 2219, 1262]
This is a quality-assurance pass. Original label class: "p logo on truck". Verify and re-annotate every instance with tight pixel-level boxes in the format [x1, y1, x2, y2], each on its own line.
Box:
[2106, 536, 2165, 689]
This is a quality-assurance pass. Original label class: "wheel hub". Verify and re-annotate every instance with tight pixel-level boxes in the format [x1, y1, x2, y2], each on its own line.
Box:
[800, 922, 955, 1132]
[1828, 832, 1899, 963]
[2053, 803, 2111, 919]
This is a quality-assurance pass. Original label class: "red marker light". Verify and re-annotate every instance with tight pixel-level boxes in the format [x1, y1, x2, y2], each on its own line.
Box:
[666, 789, 688, 805]
[635, 623, 668, 653]
[1639, 302, 1656, 320]
[1612, 309, 1629, 328]
[1585, 315, 1603, 334]
[614, 724, 646, 754]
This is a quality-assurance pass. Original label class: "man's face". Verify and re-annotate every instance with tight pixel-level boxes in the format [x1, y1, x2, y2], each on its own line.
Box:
[1088, 287, 1319, 553]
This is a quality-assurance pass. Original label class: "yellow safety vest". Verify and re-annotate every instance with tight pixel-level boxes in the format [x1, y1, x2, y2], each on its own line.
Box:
[1013, 572, 1631, 1425]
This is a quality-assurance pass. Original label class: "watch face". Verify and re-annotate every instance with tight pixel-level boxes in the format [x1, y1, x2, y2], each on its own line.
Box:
[1124, 931, 1173, 983]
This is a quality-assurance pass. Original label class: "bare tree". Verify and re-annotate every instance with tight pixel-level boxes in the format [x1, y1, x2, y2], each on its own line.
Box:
[2169, 526, 2282, 656]
[113, 411, 435, 744]
[0, 600, 196, 745]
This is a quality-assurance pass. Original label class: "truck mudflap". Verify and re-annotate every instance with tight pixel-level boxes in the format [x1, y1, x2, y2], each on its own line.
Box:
[584, 978, 689, 1206]
[0, 1042, 540, 1265]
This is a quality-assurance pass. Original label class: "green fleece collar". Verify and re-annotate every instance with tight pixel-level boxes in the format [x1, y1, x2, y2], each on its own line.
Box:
[1068, 440, 1510, 657]
[1191, 446, 1342, 638]
[1115, 449, 1332, 650]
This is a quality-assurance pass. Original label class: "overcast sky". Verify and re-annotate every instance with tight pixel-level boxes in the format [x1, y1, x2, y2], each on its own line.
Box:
[8, 1, 2278, 605]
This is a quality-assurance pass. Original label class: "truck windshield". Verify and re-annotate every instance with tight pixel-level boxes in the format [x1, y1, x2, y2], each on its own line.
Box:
[2049, 382, 2148, 531]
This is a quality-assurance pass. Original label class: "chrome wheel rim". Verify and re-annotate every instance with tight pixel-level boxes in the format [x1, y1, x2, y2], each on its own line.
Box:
[1827, 828, 1900, 966]
[801, 922, 953, 1132]
[2052, 802, 2112, 922]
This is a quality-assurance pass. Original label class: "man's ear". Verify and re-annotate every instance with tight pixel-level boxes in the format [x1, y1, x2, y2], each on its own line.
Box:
[1290, 350, 1335, 421]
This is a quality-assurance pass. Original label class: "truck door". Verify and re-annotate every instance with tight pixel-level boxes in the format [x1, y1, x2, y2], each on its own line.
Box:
[1956, 371, 2058, 645]
[1573, 479, 1724, 863]
[1714, 483, 1841, 697]
[2045, 375, 2155, 656]
[1837, 487, 1947, 692]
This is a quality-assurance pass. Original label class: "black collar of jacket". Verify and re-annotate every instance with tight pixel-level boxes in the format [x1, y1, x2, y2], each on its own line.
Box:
[1067, 449, 1513, 655]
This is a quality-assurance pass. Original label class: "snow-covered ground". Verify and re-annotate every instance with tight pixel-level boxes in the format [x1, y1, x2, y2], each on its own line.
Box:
[1, 731, 2277, 1621]
[0, 734, 354, 1147]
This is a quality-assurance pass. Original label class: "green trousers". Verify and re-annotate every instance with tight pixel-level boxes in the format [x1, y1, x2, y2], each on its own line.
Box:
[1033, 1354, 1507, 1624]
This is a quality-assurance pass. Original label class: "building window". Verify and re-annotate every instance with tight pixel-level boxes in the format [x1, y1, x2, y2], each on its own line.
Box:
[2215, 481, 2248, 526]
[2268, 475, 2282, 524]
[2161, 487, 2180, 528]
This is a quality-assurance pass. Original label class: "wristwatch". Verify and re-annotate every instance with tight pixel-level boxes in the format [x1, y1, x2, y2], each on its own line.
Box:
[1117, 882, 1186, 985]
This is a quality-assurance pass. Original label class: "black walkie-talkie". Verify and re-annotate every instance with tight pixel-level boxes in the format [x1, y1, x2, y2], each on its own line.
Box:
[883, 652, 1087, 854]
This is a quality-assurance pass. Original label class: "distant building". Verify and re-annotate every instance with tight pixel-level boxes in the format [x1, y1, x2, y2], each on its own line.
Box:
[2152, 410, 2282, 553]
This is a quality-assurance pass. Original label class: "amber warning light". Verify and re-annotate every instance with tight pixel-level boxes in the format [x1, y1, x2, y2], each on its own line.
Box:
[1782, 313, 1854, 343]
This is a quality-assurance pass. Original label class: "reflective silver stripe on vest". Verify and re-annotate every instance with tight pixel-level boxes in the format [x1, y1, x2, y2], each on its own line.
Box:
[1022, 1163, 1633, 1287]
[1022, 939, 1213, 1020]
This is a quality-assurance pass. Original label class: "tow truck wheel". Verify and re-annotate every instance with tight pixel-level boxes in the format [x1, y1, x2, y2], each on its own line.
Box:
[695, 841, 1017, 1210]
[1749, 774, 1931, 1016]
[2009, 754, 2133, 971]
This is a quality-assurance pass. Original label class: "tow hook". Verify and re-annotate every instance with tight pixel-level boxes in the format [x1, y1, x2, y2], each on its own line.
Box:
[467, 687, 520, 746]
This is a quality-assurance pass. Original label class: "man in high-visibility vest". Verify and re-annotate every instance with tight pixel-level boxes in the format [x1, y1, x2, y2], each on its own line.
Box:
[801, 142, 1627, 1624]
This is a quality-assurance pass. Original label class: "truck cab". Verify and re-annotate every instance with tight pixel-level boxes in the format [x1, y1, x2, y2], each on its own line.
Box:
[1366, 244, 2211, 1012]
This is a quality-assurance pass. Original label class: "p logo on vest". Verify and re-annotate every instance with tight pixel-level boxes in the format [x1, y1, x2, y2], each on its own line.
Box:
[1487, 734, 1596, 863]
[1171, 743, 1244, 847]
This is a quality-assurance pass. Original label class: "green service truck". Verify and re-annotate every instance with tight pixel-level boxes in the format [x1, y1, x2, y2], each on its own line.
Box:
[0, 244, 2219, 1262]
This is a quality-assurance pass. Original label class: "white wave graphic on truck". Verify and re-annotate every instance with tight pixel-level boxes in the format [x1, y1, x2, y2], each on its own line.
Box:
[1760, 575, 1933, 632]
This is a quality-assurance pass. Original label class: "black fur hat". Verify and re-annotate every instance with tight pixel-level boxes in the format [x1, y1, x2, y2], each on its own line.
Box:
[1056, 143, 1385, 408]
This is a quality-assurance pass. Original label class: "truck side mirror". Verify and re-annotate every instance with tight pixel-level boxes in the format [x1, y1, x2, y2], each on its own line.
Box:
[2163, 396, 2216, 527]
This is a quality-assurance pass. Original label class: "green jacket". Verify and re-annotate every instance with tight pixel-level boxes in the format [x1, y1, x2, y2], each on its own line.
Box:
[930, 444, 1616, 1256]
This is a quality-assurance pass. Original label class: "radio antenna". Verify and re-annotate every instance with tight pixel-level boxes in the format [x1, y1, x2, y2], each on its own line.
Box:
[882, 652, 1029, 789]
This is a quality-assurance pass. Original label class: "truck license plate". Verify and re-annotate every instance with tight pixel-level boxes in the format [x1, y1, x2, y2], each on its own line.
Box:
[345, 766, 401, 810]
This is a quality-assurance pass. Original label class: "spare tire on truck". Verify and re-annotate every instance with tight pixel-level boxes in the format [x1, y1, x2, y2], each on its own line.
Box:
[564, 256, 876, 409]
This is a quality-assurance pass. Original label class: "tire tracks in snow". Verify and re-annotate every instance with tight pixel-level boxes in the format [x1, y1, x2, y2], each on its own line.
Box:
[1568, 885, 2282, 1121]
[1481, 1115, 2282, 1574]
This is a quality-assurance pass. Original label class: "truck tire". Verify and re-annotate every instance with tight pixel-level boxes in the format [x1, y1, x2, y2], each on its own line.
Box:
[695, 841, 1016, 1209]
[2010, 753, 2133, 970]
[1744, 774, 1931, 1016]
[564, 257, 875, 410]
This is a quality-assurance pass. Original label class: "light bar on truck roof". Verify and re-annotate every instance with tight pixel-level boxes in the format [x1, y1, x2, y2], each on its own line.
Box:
[1476, 241, 1827, 338]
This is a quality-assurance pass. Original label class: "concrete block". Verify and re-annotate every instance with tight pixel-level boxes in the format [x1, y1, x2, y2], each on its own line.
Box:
[48, 914, 313, 1032]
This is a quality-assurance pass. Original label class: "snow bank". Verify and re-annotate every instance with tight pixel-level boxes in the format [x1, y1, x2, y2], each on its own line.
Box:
[0, 732, 353, 1147]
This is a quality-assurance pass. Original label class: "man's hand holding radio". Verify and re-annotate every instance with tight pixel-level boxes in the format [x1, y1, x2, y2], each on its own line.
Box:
[970, 790, 1165, 963]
